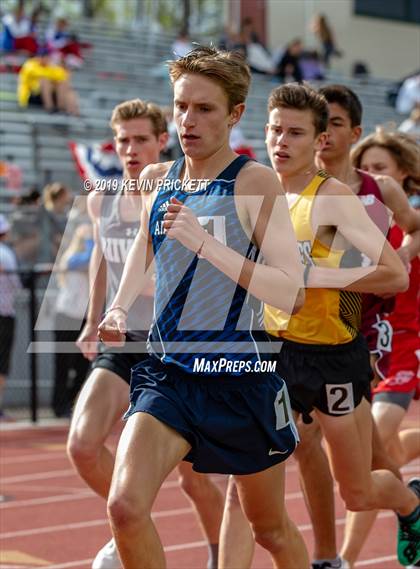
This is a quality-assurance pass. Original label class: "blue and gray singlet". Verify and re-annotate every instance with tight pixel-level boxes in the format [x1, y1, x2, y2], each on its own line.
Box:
[148, 155, 271, 373]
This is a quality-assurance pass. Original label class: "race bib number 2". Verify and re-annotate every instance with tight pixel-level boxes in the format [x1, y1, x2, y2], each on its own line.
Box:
[325, 382, 355, 415]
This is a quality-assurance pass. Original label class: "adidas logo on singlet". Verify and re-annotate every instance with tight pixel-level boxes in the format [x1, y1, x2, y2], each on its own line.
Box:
[158, 200, 170, 213]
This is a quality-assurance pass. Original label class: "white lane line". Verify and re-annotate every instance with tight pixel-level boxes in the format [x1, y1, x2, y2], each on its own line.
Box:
[2, 458, 416, 487]
[355, 554, 397, 566]
[0, 484, 306, 511]
[0, 474, 227, 510]
[0, 552, 400, 569]
[34, 561, 92, 569]
[165, 539, 206, 552]
[1, 469, 75, 484]
[0, 553, 401, 569]
[13, 543, 399, 569]
[0, 518, 108, 539]
[0, 469, 226, 486]
[1, 484, 86, 494]
[0, 507, 395, 540]
[0, 507, 194, 539]
[0, 491, 94, 510]
[1, 453, 67, 465]
[5, 464, 414, 512]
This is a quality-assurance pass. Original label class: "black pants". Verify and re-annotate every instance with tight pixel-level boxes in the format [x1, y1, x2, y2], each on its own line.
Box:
[52, 313, 90, 417]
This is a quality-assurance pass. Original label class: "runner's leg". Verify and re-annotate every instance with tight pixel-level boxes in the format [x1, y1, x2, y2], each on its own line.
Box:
[107, 412, 191, 567]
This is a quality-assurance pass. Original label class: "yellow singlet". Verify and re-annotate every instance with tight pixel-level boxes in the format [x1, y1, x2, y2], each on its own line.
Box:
[265, 171, 361, 345]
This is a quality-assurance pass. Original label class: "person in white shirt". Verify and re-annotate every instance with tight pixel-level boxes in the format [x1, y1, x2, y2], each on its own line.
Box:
[396, 75, 420, 115]
[172, 30, 193, 59]
[0, 215, 21, 418]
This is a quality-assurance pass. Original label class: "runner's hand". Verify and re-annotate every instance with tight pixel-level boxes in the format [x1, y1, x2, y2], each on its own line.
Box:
[163, 197, 208, 253]
[97, 308, 127, 347]
[76, 322, 99, 361]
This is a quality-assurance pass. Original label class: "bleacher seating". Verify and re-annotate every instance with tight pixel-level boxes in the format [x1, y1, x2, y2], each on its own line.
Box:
[0, 17, 403, 200]
[0, 18, 407, 413]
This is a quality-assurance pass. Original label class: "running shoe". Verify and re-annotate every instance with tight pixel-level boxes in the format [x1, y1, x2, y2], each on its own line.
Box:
[397, 478, 420, 566]
[408, 478, 420, 500]
[312, 558, 349, 569]
[92, 538, 121, 569]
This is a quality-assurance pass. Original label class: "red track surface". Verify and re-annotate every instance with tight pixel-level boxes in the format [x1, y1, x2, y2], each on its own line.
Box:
[1, 404, 418, 569]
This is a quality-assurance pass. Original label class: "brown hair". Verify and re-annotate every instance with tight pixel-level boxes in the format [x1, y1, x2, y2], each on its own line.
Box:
[315, 14, 333, 44]
[351, 129, 420, 195]
[268, 83, 328, 135]
[319, 84, 362, 127]
[168, 45, 251, 112]
[110, 99, 167, 137]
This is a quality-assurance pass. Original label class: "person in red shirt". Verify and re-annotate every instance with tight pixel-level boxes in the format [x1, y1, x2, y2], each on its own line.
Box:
[341, 130, 420, 568]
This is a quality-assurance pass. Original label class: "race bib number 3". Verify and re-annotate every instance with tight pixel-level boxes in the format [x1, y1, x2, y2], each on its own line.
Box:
[373, 318, 393, 353]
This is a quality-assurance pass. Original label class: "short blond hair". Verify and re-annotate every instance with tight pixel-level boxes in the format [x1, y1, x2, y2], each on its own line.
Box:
[110, 99, 167, 137]
[42, 182, 68, 210]
[168, 46, 251, 112]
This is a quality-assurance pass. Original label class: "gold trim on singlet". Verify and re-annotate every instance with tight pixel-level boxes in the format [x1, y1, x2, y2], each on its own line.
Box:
[265, 171, 361, 345]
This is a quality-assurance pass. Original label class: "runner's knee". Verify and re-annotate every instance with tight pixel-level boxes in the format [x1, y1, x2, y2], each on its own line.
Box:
[340, 486, 374, 512]
[253, 525, 288, 555]
[67, 428, 102, 467]
[108, 489, 150, 531]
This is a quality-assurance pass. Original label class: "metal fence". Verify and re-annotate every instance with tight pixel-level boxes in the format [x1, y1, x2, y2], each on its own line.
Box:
[3, 266, 89, 423]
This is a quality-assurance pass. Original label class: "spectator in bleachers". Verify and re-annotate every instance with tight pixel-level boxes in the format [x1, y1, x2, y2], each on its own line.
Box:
[233, 17, 273, 74]
[17, 46, 80, 115]
[172, 29, 193, 59]
[0, 159, 22, 191]
[65, 194, 89, 235]
[0, 1, 40, 55]
[161, 106, 182, 160]
[311, 13, 342, 66]
[237, 17, 264, 52]
[300, 49, 325, 81]
[45, 17, 88, 69]
[274, 38, 303, 83]
[0, 214, 21, 420]
[10, 182, 70, 271]
[38, 182, 71, 264]
[15, 187, 41, 207]
[9, 190, 42, 270]
[229, 125, 256, 159]
[352, 60, 370, 81]
[218, 25, 238, 52]
[396, 73, 420, 115]
[399, 105, 420, 140]
[52, 222, 92, 417]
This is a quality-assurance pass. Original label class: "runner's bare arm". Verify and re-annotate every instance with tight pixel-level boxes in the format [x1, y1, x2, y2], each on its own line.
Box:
[104, 163, 167, 314]
[164, 163, 304, 313]
[308, 180, 409, 294]
[377, 175, 420, 260]
[76, 190, 107, 358]
[85, 190, 107, 326]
